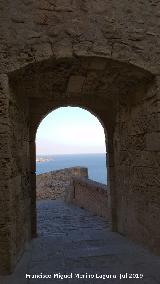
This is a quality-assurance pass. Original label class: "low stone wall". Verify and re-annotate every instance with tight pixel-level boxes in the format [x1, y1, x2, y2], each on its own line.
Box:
[36, 167, 88, 200]
[37, 167, 108, 219]
[69, 177, 108, 218]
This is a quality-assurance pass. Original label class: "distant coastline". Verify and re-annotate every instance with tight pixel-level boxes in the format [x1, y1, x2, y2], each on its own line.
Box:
[36, 157, 51, 163]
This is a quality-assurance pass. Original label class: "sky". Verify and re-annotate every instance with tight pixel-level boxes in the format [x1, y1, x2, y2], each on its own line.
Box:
[36, 107, 106, 155]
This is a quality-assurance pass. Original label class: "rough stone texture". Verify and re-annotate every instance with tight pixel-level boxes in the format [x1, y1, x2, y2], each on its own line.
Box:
[68, 177, 108, 218]
[0, 75, 15, 274]
[36, 167, 88, 200]
[113, 82, 160, 254]
[0, 0, 160, 274]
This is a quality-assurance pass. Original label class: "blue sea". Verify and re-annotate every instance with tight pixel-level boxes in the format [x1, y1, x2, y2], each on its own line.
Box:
[36, 153, 107, 185]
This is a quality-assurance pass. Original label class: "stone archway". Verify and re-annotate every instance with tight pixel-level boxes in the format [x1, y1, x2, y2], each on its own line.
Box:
[35, 103, 109, 237]
[1, 54, 159, 274]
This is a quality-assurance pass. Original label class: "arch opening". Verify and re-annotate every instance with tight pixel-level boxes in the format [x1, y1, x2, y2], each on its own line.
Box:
[35, 106, 109, 236]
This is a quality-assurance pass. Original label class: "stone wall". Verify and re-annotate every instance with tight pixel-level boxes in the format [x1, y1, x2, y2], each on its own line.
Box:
[0, 75, 13, 274]
[68, 177, 108, 218]
[1, 0, 160, 74]
[36, 167, 88, 200]
[113, 82, 160, 254]
[0, 74, 31, 274]
[9, 77, 31, 271]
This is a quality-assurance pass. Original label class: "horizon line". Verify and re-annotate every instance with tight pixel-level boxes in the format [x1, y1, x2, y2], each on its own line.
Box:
[36, 152, 107, 156]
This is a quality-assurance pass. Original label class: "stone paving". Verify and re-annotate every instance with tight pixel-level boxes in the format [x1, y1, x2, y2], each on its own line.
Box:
[1, 199, 160, 284]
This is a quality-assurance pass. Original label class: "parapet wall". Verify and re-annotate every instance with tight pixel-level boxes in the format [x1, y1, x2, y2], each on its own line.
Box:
[68, 177, 108, 218]
[37, 166, 108, 219]
[36, 167, 88, 200]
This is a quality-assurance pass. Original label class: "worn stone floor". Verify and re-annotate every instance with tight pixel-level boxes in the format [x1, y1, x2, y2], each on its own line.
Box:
[1, 199, 160, 284]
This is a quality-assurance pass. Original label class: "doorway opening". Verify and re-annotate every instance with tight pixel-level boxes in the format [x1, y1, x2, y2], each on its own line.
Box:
[35, 106, 108, 238]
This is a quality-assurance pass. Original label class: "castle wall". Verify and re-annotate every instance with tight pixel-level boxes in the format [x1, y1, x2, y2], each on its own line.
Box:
[70, 177, 108, 218]
[37, 167, 88, 200]
[113, 81, 160, 254]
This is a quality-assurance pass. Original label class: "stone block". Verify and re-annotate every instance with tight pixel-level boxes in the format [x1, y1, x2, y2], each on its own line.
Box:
[0, 122, 9, 134]
[89, 58, 106, 70]
[82, 72, 98, 95]
[132, 166, 159, 188]
[55, 0, 75, 12]
[119, 150, 160, 167]
[0, 133, 10, 158]
[146, 132, 160, 151]
[9, 175, 22, 196]
[67, 76, 85, 95]
[34, 43, 53, 61]
[0, 74, 9, 96]
[0, 97, 9, 118]
[0, 159, 11, 177]
[54, 40, 73, 59]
